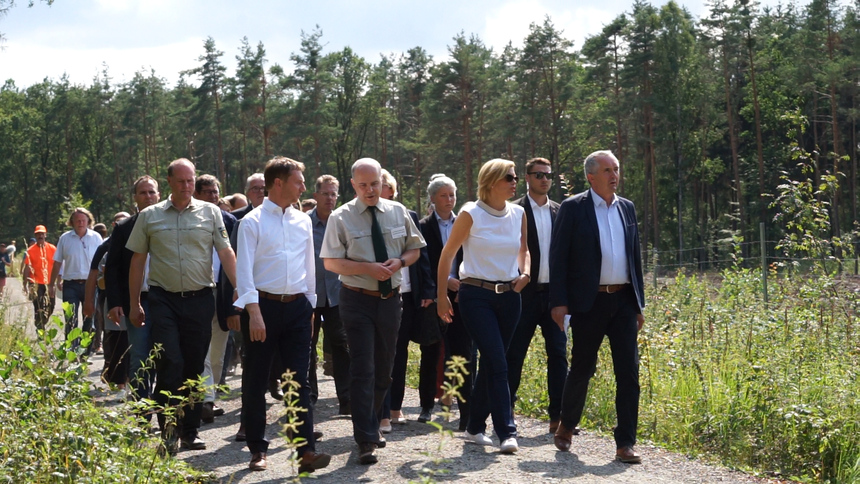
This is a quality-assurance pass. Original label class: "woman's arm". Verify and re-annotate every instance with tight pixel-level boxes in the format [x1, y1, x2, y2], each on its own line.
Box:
[437, 211, 472, 322]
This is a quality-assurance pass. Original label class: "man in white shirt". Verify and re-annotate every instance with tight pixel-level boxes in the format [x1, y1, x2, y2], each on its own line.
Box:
[507, 158, 567, 434]
[49, 207, 103, 346]
[233, 157, 331, 474]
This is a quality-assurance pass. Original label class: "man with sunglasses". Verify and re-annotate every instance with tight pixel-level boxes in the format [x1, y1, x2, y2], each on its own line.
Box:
[506, 157, 567, 434]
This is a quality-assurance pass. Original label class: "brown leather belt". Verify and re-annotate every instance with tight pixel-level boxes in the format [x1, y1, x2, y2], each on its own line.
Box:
[461, 277, 516, 294]
[598, 284, 630, 294]
[342, 283, 398, 299]
[259, 291, 302, 303]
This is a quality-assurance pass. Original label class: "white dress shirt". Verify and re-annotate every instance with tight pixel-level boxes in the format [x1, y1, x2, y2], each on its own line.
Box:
[591, 188, 630, 285]
[234, 199, 317, 308]
[528, 194, 552, 284]
[436, 211, 458, 279]
[53, 228, 103, 280]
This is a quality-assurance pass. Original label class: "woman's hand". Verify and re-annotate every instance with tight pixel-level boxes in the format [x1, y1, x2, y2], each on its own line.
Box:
[512, 274, 530, 293]
[437, 295, 454, 323]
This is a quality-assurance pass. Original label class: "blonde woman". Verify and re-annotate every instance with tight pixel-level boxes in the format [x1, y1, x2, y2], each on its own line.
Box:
[437, 159, 530, 454]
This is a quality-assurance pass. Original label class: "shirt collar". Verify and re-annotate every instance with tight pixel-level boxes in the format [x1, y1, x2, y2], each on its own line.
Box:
[590, 188, 617, 209]
[164, 196, 201, 212]
[355, 197, 387, 214]
[262, 197, 293, 215]
[528, 193, 549, 210]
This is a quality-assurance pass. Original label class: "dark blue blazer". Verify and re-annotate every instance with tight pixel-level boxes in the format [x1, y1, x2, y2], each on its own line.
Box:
[407, 210, 436, 304]
[215, 209, 238, 331]
[549, 190, 645, 313]
[419, 211, 463, 292]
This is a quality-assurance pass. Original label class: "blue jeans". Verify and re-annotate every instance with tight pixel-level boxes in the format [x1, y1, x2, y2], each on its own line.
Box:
[62, 280, 93, 347]
[457, 284, 521, 441]
[506, 288, 568, 421]
[126, 295, 154, 400]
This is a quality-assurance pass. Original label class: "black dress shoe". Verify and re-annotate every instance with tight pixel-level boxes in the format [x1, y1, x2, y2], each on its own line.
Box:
[338, 401, 351, 416]
[314, 431, 323, 441]
[377, 432, 386, 448]
[417, 409, 433, 423]
[268, 380, 284, 401]
[201, 402, 214, 424]
[235, 423, 246, 442]
[180, 435, 206, 450]
[212, 404, 225, 417]
[358, 442, 378, 465]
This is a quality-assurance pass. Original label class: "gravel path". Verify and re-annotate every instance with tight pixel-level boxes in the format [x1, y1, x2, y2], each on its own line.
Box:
[5, 277, 788, 483]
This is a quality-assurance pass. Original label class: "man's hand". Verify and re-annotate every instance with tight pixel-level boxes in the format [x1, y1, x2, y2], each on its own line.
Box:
[108, 306, 124, 324]
[551, 306, 568, 332]
[381, 258, 402, 273]
[129, 304, 145, 328]
[248, 309, 266, 342]
[446, 276, 460, 292]
[636, 313, 645, 331]
[227, 315, 240, 331]
[367, 262, 394, 281]
[83, 299, 95, 318]
[48, 284, 56, 299]
[420, 299, 433, 308]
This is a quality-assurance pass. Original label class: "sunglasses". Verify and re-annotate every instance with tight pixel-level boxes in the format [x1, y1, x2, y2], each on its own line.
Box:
[527, 171, 554, 180]
[504, 174, 519, 183]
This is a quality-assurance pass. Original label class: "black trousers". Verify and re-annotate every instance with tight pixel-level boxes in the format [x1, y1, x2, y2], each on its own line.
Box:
[339, 286, 401, 444]
[148, 286, 214, 438]
[312, 304, 350, 406]
[390, 294, 440, 411]
[241, 296, 315, 456]
[33, 283, 55, 331]
[102, 329, 129, 385]
[443, 291, 474, 429]
[559, 286, 640, 448]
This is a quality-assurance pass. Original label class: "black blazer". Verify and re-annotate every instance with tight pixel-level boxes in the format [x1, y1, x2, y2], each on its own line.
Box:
[419, 211, 463, 291]
[215, 209, 238, 331]
[514, 194, 559, 289]
[231, 203, 254, 220]
[549, 189, 645, 313]
[406, 210, 436, 305]
[104, 213, 139, 315]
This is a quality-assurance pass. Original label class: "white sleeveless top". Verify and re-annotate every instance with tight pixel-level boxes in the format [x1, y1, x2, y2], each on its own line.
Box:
[458, 200, 524, 282]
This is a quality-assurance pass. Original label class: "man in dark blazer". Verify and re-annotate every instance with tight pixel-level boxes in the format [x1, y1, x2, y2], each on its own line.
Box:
[549, 150, 646, 464]
[418, 175, 474, 432]
[506, 157, 567, 434]
[231, 173, 265, 220]
[104, 175, 160, 402]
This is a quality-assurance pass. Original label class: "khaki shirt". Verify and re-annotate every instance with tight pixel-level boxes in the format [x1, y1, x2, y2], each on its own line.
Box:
[320, 197, 426, 291]
[126, 197, 230, 293]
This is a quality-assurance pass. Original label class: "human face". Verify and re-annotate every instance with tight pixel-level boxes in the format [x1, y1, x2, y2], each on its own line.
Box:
[246, 178, 266, 207]
[35, 233, 47, 247]
[167, 163, 195, 205]
[380, 183, 395, 200]
[351, 165, 382, 206]
[280, 170, 306, 206]
[586, 155, 620, 203]
[431, 185, 456, 218]
[527, 163, 552, 197]
[313, 182, 339, 216]
[134, 180, 160, 211]
[71, 212, 89, 236]
[492, 167, 518, 201]
[195, 184, 220, 204]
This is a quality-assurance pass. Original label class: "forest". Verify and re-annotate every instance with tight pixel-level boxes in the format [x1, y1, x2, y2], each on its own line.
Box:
[0, 0, 858, 268]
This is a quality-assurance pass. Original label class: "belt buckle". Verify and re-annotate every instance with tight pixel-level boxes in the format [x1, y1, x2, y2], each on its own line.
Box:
[494, 283, 504, 294]
[279, 294, 287, 303]
[606, 285, 616, 294]
[380, 291, 391, 300]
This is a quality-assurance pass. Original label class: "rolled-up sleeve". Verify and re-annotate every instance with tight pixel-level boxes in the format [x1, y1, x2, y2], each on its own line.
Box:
[233, 215, 258, 309]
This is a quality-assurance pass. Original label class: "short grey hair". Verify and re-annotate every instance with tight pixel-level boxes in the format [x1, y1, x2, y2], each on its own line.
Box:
[427, 173, 456, 199]
[351, 158, 382, 177]
[245, 173, 264, 193]
[583, 150, 619, 178]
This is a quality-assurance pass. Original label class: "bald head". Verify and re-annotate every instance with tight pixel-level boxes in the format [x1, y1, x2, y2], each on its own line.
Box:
[351, 158, 383, 207]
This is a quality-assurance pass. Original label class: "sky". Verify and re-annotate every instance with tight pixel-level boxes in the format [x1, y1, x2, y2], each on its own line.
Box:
[0, 0, 808, 89]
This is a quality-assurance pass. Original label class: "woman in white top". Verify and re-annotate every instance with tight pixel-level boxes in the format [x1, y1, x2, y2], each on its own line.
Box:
[437, 159, 530, 454]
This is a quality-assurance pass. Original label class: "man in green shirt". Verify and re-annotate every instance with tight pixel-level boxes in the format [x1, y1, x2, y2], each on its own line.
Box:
[126, 158, 237, 455]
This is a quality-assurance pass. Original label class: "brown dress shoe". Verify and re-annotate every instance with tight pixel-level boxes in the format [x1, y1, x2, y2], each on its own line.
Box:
[298, 451, 332, 474]
[549, 419, 560, 434]
[249, 452, 267, 471]
[616, 446, 642, 464]
[554, 423, 573, 452]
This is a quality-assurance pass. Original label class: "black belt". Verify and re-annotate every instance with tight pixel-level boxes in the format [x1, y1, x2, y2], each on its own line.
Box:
[597, 284, 630, 294]
[259, 291, 302, 303]
[461, 277, 516, 294]
[65, 279, 86, 284]
[151, 286, 212, 298]
[533, 283, 550, 292]
[342, 283, 398, 299]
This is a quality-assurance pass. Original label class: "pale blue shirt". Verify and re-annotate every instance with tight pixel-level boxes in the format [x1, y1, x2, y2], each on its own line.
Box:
[591, 188, 630, 285]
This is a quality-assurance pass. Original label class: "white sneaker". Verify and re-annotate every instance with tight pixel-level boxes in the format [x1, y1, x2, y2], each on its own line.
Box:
[113, 388, 128, 402]
[500, 437, 519, 454]
[463, 431, 493, 446]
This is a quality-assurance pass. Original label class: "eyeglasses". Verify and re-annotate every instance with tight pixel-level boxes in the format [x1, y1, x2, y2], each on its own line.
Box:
[504, 174, 519, 183]
[248, 186, 265, 192]
[527, 171, 554, 180]
[200, 189, 220, 196]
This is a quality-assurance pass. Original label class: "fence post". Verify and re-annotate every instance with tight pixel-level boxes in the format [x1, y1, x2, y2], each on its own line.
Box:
[652, 248, 658, 290]
[760, 222, 768, 305]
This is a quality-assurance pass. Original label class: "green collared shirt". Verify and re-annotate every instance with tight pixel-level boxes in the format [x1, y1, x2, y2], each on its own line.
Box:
[126, 196, 230, 293]
[320, 197, 426, 291]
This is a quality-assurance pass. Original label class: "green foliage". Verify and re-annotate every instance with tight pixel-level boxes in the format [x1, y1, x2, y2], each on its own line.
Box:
[0, 312, 210, 483]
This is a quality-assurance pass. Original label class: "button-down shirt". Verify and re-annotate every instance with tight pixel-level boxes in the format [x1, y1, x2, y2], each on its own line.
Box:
[320, 197, 426, 291]
[234, 199, 316, 308]
[54, 229, 102, 280]
[528, 194, 552, 284]
[591, 188, 630, 285]
[310, 208, 341, 307]
[126, 196, 230, 293]
[436, 211, 458, 279]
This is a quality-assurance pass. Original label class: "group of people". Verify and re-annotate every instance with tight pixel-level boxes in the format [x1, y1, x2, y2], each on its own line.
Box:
[15, 147, 646, 473]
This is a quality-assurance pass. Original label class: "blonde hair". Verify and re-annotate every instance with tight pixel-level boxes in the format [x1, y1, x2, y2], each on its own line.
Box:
[67, 207, 95, 228]
[477, 158, 515, 203]
[381, 169, 398, 198]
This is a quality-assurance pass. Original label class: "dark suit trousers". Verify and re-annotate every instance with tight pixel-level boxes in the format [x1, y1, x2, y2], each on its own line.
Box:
[314, 304, 350, 406]
[390, 294, 440, 412]
[559, 286, 640, 448]
[148, 287, 214, 438]
[241, 296, 315, 456]
[339, 286, 401, 444]
[506, 287, 568, 421]
[442, 292, 474, 429]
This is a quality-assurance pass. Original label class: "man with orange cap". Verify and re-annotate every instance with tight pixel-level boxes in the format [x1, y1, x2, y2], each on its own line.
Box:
[26, 225, 57, 331]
